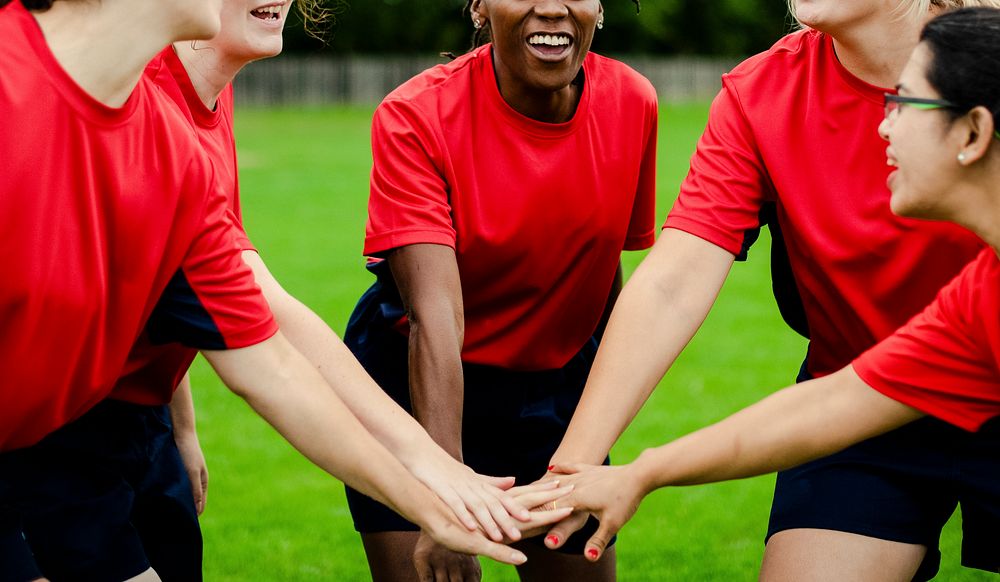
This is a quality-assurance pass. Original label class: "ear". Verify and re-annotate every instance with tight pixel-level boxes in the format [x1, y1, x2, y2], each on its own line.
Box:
[470, 0, 486, 24]
[956, 106, 995, 166]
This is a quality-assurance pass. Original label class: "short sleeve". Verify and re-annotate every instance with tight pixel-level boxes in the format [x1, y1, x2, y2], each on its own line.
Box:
[664, 78, 772, 256]
[624, 97, 658, 251]
[146, 172, 277, 350]
[363, 98, 456, 256]
[853, 252, 1000, 432]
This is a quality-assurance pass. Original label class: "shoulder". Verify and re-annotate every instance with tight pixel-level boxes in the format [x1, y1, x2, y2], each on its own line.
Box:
[724, 29, 822, 87]
[585, 52, 657, 105]
[381, 46, 485, 110]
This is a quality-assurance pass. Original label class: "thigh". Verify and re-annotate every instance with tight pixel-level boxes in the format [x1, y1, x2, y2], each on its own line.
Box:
[131, 407, 203, 582]
[955, 418, 1000, 574]
[515, 542, 615, 582]
[10, 410, 152, 582]
[360, 531, 422, 582]
[0, 509, 43, 582]
[767, 418, 963, 582]
[761, 529, 925, 582]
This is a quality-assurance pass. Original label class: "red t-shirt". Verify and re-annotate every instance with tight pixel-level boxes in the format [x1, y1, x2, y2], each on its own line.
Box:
[853, 249, 1000, 432]
[364, 45, 658, 371]
[0, 3, 276, 451]
[109, 47, 255, 405]
[665, 29, 983, 377]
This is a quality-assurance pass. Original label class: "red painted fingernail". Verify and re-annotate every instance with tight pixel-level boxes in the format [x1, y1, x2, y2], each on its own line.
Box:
[547, 465, 554, 471]
[546, 535, 559, 546]
[587, 548, 599, 559]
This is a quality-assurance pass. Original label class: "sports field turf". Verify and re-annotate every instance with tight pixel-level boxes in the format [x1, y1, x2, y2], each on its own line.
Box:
[187, 103, 982, 580]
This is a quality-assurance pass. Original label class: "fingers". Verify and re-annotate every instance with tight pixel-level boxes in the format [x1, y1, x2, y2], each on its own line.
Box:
[198, 467, 209, 515]
[480, 475, 516, 491]
[510, 483, 573, 510]
[512, 507, 574, 539]
[440, 489, 480, 532]
[480, 488, 522, 542]
[543, 511, 589, 550]
[584, 520, 617, 562]
[466, 537, 527, 567]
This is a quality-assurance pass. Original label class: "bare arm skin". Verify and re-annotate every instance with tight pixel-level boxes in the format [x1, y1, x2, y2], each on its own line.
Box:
[550, 229, 735, 466]
[201, 333, 527, 566]
[552, 366, 924, 560]
[168, 374, 208, 515]
[241, 250, 526, 539]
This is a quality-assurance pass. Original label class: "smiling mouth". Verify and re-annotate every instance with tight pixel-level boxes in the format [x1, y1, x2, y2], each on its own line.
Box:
[527, 33, 573, 57]
[251, 5, 283, 21]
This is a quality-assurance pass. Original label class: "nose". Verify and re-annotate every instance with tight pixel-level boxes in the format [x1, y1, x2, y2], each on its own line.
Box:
[534, 0, 570, 19]
[878, 116, 891, 142]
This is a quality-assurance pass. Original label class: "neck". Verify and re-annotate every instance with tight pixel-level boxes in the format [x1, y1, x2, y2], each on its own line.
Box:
[172, 42, 247, 110]
[943, 162, 1000, 252]
[32, 1, 180, 107]
[829, 11, 930, 89]
[492, 52, 582, 124]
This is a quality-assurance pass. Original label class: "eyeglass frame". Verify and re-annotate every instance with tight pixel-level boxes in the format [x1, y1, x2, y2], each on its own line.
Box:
[883, 93, 1000, 140]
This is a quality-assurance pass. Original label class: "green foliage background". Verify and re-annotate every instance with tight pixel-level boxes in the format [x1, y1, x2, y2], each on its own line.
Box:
[284, 0, 792, 57]
[184, 104, 983, 580]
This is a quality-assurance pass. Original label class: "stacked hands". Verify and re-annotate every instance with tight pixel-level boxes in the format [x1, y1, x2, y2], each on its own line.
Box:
[410, 455, 645, 579]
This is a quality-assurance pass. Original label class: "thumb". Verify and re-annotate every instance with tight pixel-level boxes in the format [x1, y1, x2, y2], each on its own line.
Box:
[584, 521, 615, 562]
[549, 462, 587, 475]
[482, 475, 516, 490]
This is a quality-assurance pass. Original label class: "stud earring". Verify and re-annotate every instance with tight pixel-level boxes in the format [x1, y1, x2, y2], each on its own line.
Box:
[958, 152, 967, 163]
[597, 18, 604, 30]
[473, 18, 482, 29]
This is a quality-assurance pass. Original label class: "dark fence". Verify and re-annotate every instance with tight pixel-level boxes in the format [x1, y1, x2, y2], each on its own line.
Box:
[233, 54, 739, 106]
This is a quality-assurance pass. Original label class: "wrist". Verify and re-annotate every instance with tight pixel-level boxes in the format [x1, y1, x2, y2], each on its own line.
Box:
[631, 448, 667, 495]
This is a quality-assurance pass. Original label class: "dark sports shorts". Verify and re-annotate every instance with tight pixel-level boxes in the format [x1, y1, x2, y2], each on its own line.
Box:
[767, 365, 1000, 581]
[0, 400, 202, 582]
[344, 274, 613, 555]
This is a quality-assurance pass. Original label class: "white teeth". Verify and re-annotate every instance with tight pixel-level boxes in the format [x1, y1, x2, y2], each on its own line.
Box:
[528, 34, 571, 47]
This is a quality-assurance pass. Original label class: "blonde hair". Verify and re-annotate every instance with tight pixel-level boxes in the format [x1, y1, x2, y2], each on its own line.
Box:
[787, 0, 1000, 26]
[296, 0, 342, 41]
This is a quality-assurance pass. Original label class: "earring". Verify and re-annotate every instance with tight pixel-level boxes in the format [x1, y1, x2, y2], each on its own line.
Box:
[473, 18, 482, 29]
[597, 18, 604, 30]
[958, 152, 967, 163]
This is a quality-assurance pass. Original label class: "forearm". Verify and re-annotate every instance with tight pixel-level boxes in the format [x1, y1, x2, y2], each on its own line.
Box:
[203, 334, 453, 527]
[552, 230, 733, 464]
[408, 317, 465, 461]
[630, 367, 924, 492]
[168, 373, 197, 438]
[243, 252, 443, 466]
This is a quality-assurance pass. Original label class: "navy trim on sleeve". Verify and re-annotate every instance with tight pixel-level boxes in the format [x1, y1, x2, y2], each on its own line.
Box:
[145, 269, 226, 350]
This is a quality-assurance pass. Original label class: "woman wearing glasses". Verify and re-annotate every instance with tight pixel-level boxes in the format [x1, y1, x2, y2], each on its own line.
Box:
[549, 6, 1000, 573]
[544, 0, 1000, 580]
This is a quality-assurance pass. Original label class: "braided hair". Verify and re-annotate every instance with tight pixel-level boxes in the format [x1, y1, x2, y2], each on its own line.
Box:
[463, 0, 640, 47]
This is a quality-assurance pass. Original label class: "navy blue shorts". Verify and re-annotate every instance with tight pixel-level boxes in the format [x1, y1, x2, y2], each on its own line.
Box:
[0, 400, 202, 582]
[767, 366, 1000, 581]
[344, 274, 612, 554]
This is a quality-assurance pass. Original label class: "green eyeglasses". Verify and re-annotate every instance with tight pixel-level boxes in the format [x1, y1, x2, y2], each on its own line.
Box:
[883, 93, 1000, 140]
[883, 94, 956, 119]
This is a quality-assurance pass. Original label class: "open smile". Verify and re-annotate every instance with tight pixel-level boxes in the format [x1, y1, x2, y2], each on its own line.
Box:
[250, 2, 285, 23]
[526, 32, 574, 60]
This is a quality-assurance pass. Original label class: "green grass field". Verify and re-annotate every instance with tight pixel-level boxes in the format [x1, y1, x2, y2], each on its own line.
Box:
[186, 103, 984, 580]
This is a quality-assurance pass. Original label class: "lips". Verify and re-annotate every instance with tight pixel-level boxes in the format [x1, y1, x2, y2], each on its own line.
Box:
[526, 32, 574, 60]
[250, 2, 284, 22]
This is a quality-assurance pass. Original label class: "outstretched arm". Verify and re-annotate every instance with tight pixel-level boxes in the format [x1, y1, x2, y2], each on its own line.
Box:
[201, 333, 528, 566]
[241, 250, 526, 537]
[550, 229, 734, 466]
[553, 366, 924, 560]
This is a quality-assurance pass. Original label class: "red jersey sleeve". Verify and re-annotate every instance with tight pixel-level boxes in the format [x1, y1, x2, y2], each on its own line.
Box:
[146, 164, 277, 350]
[852, 251, 1000, 431]
[664, 79, 772, 256]
[364, 98, 455, 256]
[624, 99, 658, 251]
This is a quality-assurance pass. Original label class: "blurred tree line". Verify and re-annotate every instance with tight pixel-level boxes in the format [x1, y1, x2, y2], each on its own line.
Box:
[284, 0, 795, 57]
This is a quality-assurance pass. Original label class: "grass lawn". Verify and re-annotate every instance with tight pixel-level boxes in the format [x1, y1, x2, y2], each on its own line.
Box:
[187, 103, 982, 580]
